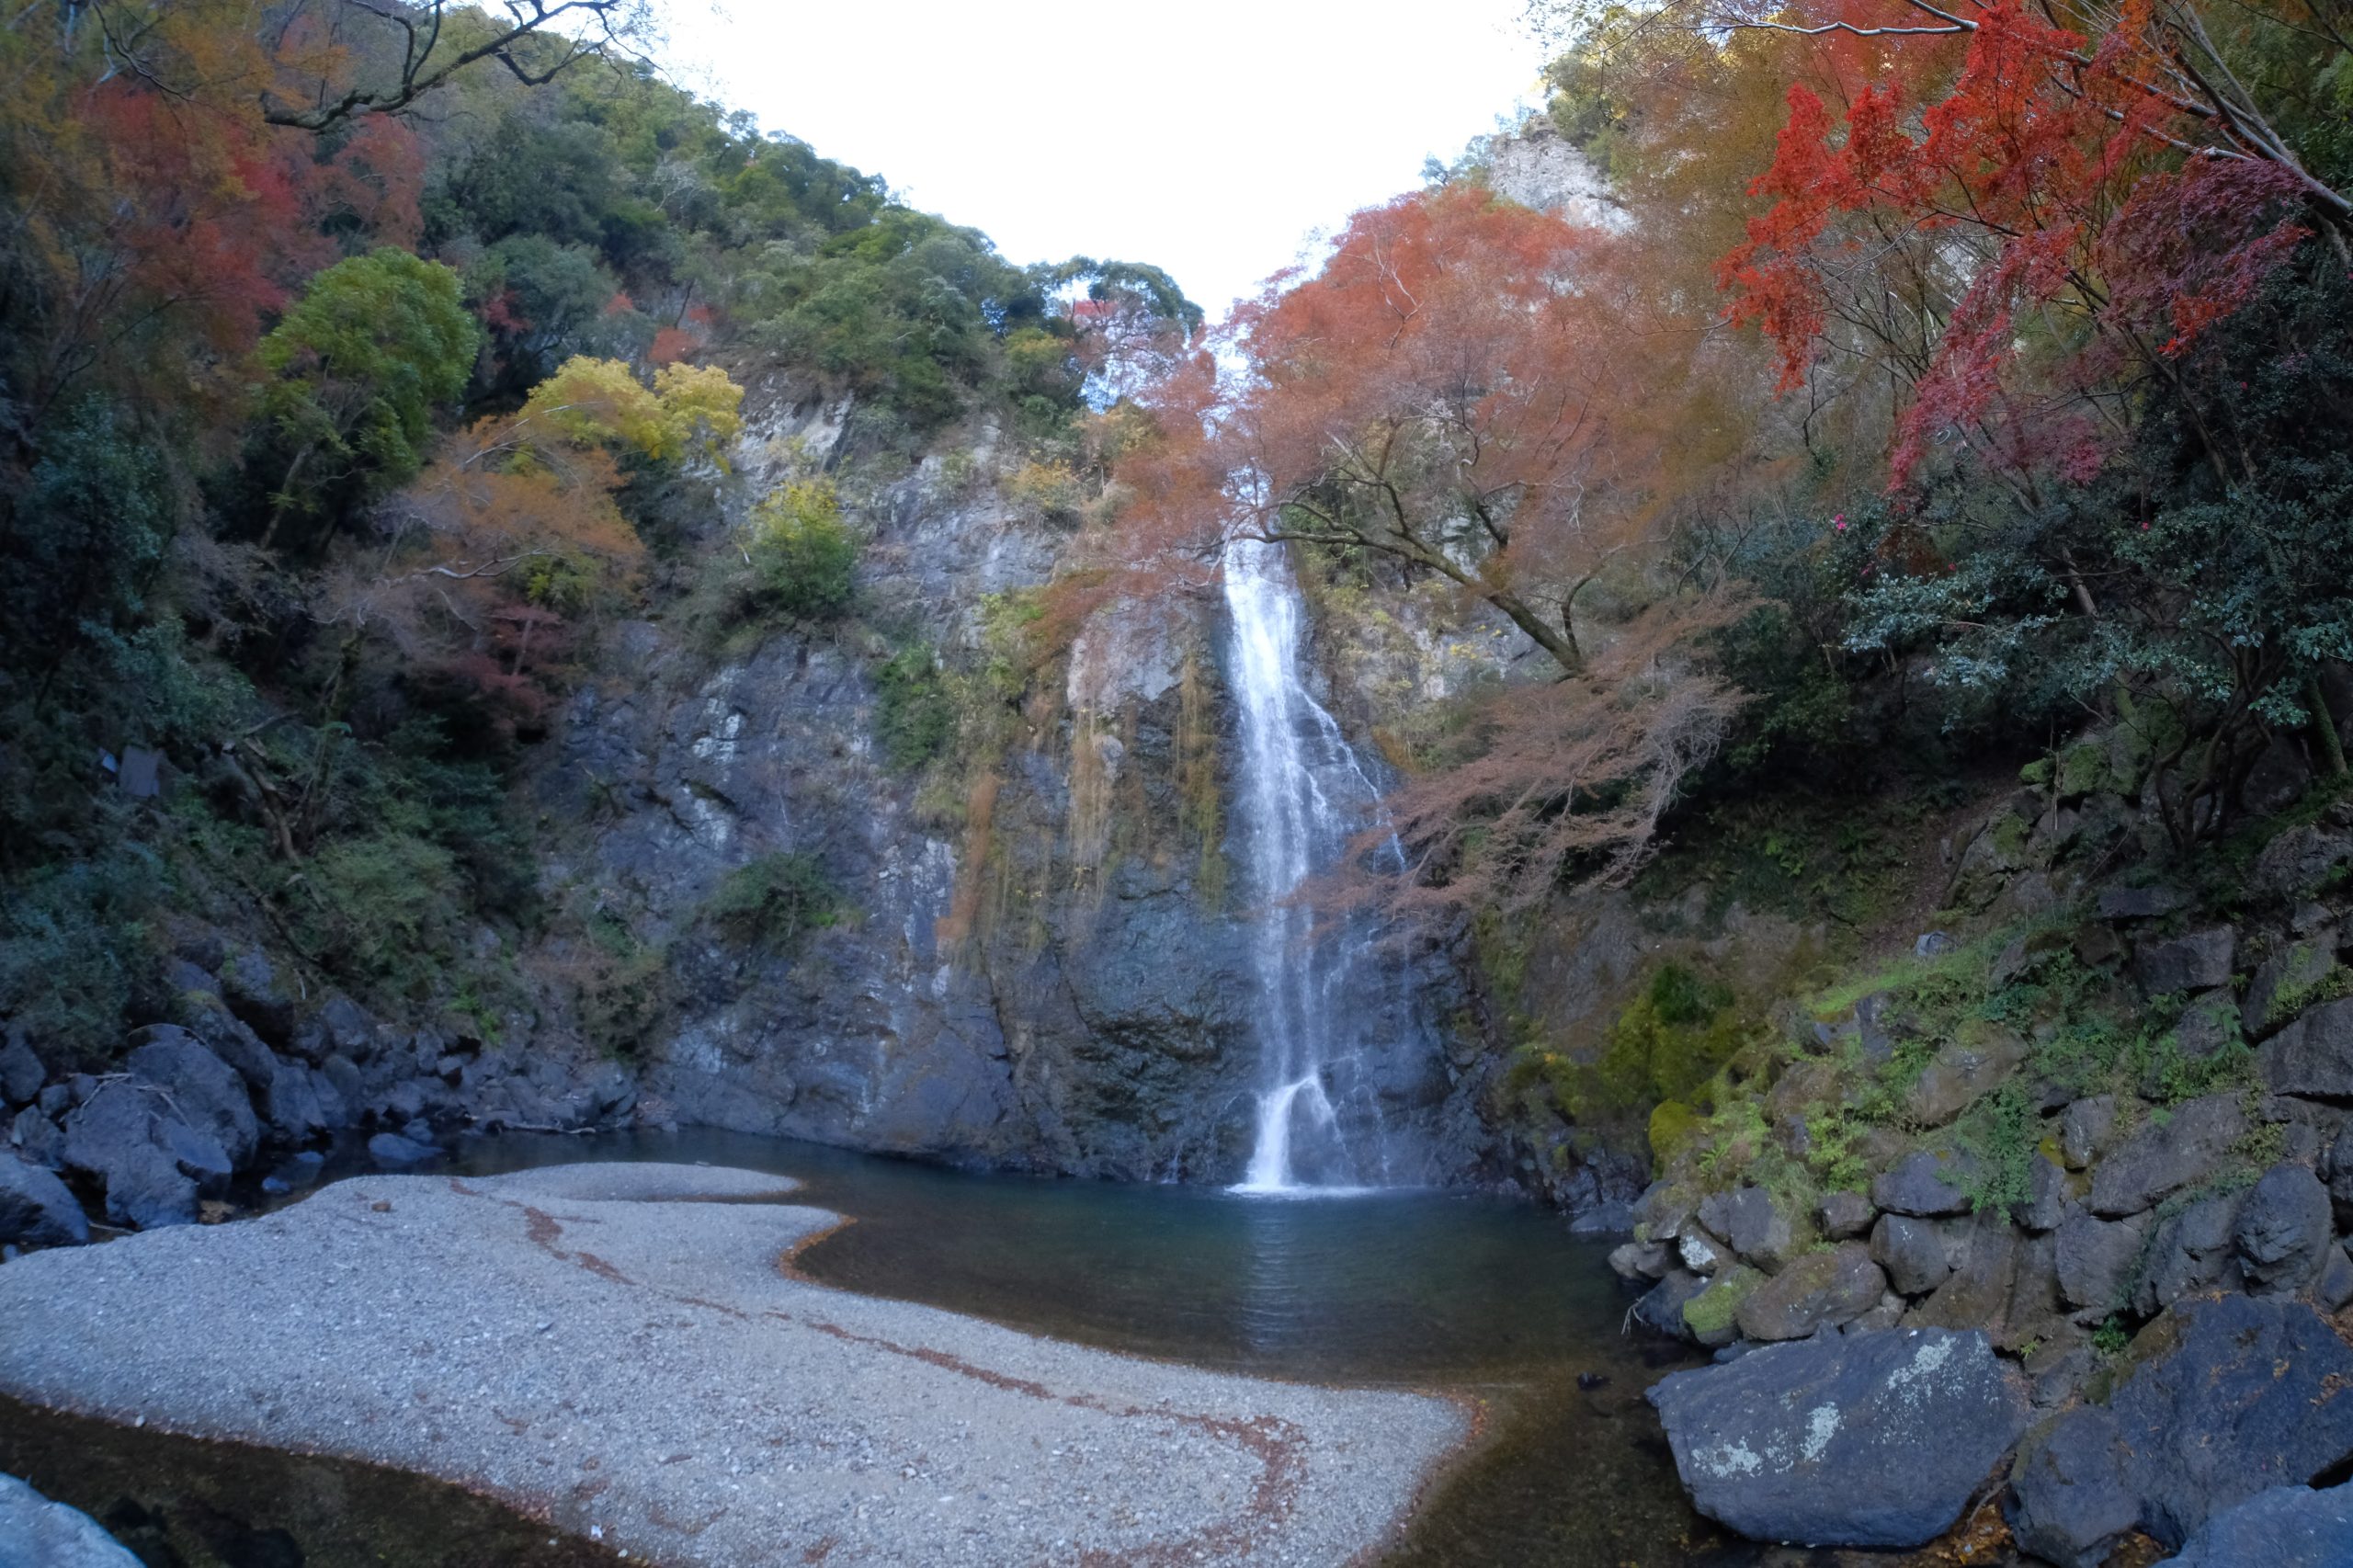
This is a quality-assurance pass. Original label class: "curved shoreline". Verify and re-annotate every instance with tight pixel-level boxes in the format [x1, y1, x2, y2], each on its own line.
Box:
[0, 1163, 1469, 1566]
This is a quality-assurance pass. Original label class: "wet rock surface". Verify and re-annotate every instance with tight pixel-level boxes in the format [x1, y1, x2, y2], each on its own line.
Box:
[1646, 1327, 2029, 1547]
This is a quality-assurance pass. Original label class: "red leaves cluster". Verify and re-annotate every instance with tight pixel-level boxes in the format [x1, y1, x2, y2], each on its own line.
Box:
[1717, 0, 2320, 484]
[10, 40, 425, 427]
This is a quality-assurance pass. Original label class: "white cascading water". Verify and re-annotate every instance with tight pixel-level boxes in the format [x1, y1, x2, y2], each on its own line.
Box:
[1222, 537, 1403, 1195]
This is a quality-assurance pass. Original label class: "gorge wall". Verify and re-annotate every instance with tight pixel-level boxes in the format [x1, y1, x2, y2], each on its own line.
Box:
[523, 376, 1492, 1185]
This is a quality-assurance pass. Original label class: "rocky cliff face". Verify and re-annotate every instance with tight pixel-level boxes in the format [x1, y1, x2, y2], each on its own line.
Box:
[526, 381, 1494, 1184]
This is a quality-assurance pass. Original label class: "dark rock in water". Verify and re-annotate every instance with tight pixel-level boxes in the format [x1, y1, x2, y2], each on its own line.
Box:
[2006, 1295, 2353, 1565]
[1646, 1328, 2029, 1547]
[0, 1471, 139, 1565]
[59, 1087, 199, 1229]
[2264, 997, 2353, 1101]
[1609, 1239, 1670, 1282]
[1871, 1150, 1976, 1218]
[2234, 1163, 2334, 1293]
[1633, 1269, 1707, 1339]
[367, 1131, 439, 1166]
[2133, 926, 2236, 995]
[2165, 1481, 2353, 1568]
[2087, 1093, 2245, 1216]
[1568, 1200, 1634, 1237]
[153, 1117, 232, 1195]
[1699, 1186, 1797, 1270]
[123, 1027, 258, 1165]
[0, 1029, 41, 1106]
[1735, 1243, 1886, 1342]
[0, 1153, 86, 1247]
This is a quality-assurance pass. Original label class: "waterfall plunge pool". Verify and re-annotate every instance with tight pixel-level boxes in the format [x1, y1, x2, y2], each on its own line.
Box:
[8, 1129, 1823, 1565]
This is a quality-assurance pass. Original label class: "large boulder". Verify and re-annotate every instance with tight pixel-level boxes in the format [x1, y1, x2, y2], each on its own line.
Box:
[1905, 1034, 2029, 1128]
[0, 1472, 139, 1565]
[0, 1153, 85, 1248]
[1870, 1213, 1958, 1297]
[2234, 1163, 2335, 1293]
[2165, 1481, 2353, 1568]
[2134, 927, 2237, 995]
[2264, 997, 2353, 1100]
[58, 1087, 203, 1229]
[1872, 1149, 1976, 1217]
[1817, 1189, 1875, 1240]
[2006, 1295, 2353, 1565]
[122, 1027, 257, 1164]
[2055, 1210, 2150, 1312]
[2244, 942, 2339, 1040]
[1647, 1328, 2031, 1547]
[2132, 1194, 2242, 1316]
[1633, 1268, 1708, 1339]
[2255, 824, 2353, 898]
[1734, 1243, 1887, 1341]
[1698, 1186, 1798, 1270]
[1911, 1212, 2022, 1335]
[2087, 1094, 2246, 1216]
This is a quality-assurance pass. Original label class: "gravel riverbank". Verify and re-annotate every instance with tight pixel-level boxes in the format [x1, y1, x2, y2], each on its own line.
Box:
[0, 1164, 1467, 1565]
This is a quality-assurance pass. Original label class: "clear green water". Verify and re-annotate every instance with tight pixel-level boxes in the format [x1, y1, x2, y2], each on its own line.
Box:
[6, 1128, 1789, 1565]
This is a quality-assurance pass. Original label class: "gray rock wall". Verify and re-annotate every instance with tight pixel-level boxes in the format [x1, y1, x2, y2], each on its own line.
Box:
[526, 381, 1492, 1183]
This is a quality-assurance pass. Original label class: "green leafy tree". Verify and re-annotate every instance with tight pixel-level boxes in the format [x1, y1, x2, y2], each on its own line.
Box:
[256, 248, 475, 547]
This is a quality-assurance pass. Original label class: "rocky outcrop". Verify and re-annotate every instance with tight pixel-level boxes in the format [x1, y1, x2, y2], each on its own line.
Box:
[2006, 1294, 2353, 1565]
[526, 396, 1488, 1186]
[0, 1153, 85, 1249]
[1647, 1328, 2029, 1548]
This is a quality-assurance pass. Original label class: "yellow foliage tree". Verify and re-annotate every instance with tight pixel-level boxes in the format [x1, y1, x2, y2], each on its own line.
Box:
[518, 356, 744, 464]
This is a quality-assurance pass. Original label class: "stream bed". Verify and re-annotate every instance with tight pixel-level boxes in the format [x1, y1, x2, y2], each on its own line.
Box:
[3, 1128, 1786, 1566]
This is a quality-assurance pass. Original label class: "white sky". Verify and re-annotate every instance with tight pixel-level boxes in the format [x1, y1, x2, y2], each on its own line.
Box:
[659, 1, 1550, 323]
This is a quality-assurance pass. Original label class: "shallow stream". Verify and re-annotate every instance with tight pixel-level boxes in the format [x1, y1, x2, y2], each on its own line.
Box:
[3, 1129, 1791, 1566]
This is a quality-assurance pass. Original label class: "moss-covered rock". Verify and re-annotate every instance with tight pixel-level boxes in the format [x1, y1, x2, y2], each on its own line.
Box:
[1681, 1265, 1762, 1346]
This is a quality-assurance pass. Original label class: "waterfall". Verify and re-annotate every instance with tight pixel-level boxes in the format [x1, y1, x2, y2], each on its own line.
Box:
[1222, 537, 1410, 1195]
